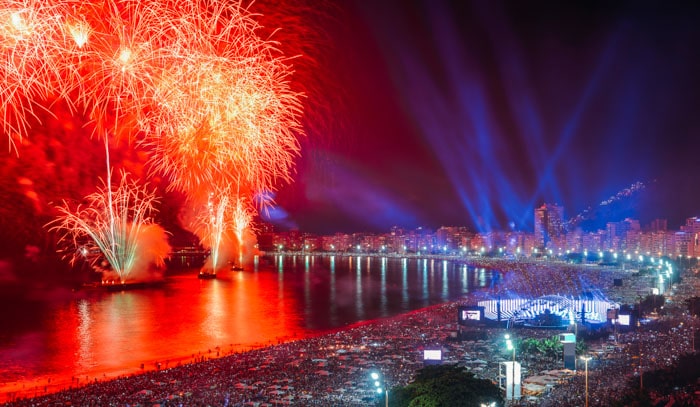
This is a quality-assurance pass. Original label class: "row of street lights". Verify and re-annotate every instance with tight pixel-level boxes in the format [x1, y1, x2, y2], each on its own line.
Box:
[370, 337, 592, 406]
[504, 334, 516, 401]
[371, 371, 388, 407]
[580, 356, 591, 407]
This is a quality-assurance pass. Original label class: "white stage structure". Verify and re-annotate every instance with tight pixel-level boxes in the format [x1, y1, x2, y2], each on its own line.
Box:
[477, 295, 618, 326]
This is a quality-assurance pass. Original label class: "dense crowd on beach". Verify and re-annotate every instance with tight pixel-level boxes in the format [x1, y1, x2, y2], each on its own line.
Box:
[4, 258, 700, 406]
[541, 314, 700, 406]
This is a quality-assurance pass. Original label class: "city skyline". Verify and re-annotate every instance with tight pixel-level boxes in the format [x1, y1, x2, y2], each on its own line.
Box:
[269, 0, 700, 235]
[262, 204, 700, 262]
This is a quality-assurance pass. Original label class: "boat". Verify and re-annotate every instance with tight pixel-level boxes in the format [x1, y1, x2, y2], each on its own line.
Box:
[197, 271, 217, 279]
[230, 264, 245, 271]
[82, 280, 165, 291]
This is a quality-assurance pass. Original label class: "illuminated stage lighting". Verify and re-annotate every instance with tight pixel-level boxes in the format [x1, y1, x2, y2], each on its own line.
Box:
[477, 294, 618, 328]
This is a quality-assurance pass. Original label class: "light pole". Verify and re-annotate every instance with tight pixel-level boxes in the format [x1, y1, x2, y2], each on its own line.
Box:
[505, 334, 515, 401]
[693, 324, 696, 353]
[580, 356, 591, 407]
[371, 371, 388, 407]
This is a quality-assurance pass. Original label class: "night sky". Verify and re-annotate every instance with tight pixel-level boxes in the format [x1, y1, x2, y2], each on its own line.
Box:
[2, 0, 699, 250]
[269, 0, 700, 234]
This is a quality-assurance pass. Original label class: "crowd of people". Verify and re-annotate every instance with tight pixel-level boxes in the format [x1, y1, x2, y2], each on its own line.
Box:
[4, 259, 698, 406]
[540, 312, 700, 406]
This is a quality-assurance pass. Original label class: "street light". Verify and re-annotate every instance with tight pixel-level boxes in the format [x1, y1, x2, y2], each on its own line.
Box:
[370, 371, 388, 407]
[580, 356, 591, 407]
[505, 334, 515, 401]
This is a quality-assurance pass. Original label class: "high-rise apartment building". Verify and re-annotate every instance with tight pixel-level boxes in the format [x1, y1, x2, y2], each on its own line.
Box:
[606, 218, 641, 251]
[649, 219, 668, 232]
[681, 217, 700, 257]
[534, 203, 564, 248]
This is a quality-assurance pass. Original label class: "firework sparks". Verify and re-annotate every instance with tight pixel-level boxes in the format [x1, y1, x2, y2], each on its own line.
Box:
[231, 191, 260, 267]
[58, 0, 173, 138]
[0, 0, 69, 148]
[194, 190, 231, 274]
[142, 31, 303, 196]
[1, 0, 305, 161]
[48, 171, 170, 283]
[1, 0, 306, 277]
[232, 196, 255, 252]
[188, 181, 259, 274]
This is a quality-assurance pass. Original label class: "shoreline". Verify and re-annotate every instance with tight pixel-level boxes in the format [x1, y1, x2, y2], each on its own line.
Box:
[0, 301, 459, 404]
[0, 299, 455, 403]
[1, 259, 664, 405]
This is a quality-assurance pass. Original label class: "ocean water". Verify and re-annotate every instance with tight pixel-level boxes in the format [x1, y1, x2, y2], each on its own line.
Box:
[0, 254, 497, 400]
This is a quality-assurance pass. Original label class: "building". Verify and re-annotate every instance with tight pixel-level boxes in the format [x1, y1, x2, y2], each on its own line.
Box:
[606, 218, 641, 251]
[649, 219, 668, 232]
[258, 211, 700, 260]
[534, 204, 564, 249]
[681, 217, 700, 257]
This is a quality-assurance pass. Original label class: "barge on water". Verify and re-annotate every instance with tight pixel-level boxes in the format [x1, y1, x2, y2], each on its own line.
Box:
[82, 280, 166, 291]
[197, 271, 217, 279]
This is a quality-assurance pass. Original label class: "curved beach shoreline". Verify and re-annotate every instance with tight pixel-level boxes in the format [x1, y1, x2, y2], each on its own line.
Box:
[4, 259, 692, 406]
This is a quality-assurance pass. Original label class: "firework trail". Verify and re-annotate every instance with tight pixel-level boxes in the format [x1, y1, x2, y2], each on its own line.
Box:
[187, 180, 260, 274]
[232, 197, 253, 254]
[193, 190, 231, 274]
[565, 181, 647, 230]
[48, 171, 170, 283]
[231, 192, 259, 267]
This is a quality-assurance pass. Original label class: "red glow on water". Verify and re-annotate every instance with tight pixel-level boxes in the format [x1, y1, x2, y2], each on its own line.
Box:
[0, 272, 306, 402]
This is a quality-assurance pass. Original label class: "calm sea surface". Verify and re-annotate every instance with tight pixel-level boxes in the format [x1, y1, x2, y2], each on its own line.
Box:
[0, 254, 499, 399]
